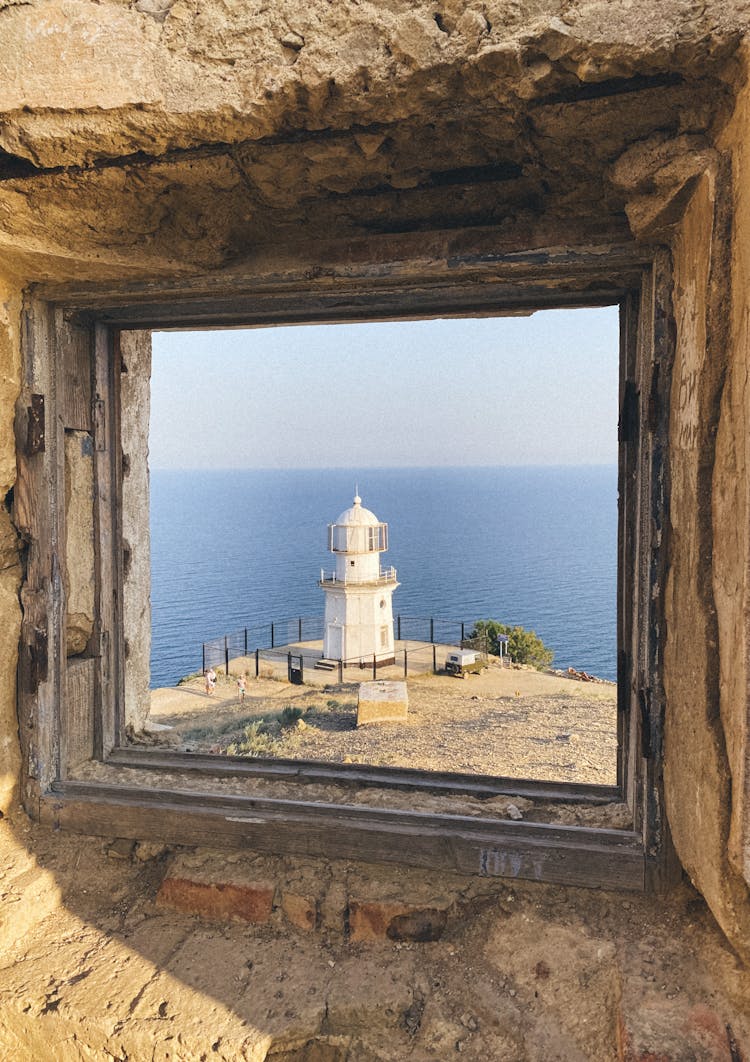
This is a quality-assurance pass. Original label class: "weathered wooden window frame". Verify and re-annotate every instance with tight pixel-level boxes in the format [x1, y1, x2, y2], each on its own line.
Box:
[15, 238, 677, 893]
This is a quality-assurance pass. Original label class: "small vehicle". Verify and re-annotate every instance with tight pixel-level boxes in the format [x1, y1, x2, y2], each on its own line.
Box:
[445, 649, 479, 678]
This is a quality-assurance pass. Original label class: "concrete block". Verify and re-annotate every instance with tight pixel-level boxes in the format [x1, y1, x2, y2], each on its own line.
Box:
[357, 681, 408, 727]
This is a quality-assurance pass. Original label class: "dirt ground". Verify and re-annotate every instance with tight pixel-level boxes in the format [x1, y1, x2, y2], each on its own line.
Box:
[143, 663, 618, 786]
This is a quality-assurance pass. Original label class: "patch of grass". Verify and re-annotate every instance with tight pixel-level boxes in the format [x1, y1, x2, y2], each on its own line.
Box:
[316, 698, 357, 713]
[182, 713, 264, 742]
[305, 698, 357, 722]
[280, 705, 304, 728]
[227, 721, 279, 757]
[226, 717, 304, 758]
[184, 700, 315, 754]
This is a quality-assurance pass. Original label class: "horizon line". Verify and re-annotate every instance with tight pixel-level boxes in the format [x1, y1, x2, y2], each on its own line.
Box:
[150, 462, 619, 472]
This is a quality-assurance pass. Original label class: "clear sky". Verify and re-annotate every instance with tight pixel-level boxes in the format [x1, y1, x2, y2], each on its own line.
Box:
[149, 306, 619, 469]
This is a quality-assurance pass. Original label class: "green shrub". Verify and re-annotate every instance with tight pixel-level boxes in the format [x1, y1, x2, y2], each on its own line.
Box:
[280, 705, 304, 728]
[470, 619, 554, 670]
[227, 721, 278, 757]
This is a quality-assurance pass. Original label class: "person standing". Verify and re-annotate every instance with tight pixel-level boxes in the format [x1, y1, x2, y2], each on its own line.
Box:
[205, 667, 217, 695]
[237, 674, 247, 703]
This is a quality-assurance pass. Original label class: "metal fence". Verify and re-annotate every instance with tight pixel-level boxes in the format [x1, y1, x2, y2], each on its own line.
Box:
[201, 613, 490, 681]
[202, 616, 325, 671]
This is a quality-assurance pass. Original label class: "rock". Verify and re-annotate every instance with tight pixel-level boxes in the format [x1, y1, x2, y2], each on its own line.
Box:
[280, 30, 304, 51]
[348, 900, 449, 942]
[134, 841, 168, 862]
[506, 804, 523, 821]
[403, 997, 424, 1035]
[106, 839, 136, 860]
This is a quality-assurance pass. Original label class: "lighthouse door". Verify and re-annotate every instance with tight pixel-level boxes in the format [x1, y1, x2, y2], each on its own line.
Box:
[327, 624, 344, 662]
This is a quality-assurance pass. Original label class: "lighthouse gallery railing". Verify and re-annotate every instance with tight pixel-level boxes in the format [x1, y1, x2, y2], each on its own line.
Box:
[318, 566, 398, 586]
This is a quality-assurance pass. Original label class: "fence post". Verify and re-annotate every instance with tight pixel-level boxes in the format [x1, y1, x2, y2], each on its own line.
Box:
[432, 644, 437, 673]
[287, 652, 292, 681]
[224, 635, 229, 675]
[244, 628, 248, 655]
[397, 615, 401, 640]
[271, 622, 275, 648]
[372, 653, 377, 680]
[338, 659, 343, 684]
[255, 648, 259, 677]
[461, 622, 465, 642]
[298, 616, 303, 642]
[430, 617, 434, 643]
[403, 650, 408, 678]
[202, 643, 205, 674]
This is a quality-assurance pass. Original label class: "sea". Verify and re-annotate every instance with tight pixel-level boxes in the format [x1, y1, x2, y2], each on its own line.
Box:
[149, 465, 617, 688]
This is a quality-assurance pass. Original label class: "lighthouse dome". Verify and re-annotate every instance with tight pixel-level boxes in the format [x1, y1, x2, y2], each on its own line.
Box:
[335, 494, 379, 526]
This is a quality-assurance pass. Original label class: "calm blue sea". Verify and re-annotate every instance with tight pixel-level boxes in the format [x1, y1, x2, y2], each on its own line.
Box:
[149, 466, 617, 688]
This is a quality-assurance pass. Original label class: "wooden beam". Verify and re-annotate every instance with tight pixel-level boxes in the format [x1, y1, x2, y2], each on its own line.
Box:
[107, 747, 622, 805]
[57, 310, 93, 432]
[14, 299, 64, 806]
[39, 233, 653, 322]
[92, 324, 123, 757]
[44, 781, 645, 891]
[63, 658, 96, 771]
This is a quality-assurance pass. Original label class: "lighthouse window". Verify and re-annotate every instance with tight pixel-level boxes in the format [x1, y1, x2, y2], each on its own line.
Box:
[25, 245, 671, 892]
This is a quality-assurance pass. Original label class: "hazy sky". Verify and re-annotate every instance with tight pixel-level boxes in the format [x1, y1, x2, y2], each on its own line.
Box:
[149, 306, 619, 469]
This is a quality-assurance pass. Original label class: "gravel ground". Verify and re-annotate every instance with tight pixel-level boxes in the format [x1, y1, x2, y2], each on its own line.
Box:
[144, 664, 617, 786]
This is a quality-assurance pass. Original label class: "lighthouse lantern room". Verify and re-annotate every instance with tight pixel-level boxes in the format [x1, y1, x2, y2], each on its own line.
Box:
[319, 494, 399, 664]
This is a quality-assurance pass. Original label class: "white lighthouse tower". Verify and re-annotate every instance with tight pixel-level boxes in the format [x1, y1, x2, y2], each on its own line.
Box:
[320, 494, 399, 665]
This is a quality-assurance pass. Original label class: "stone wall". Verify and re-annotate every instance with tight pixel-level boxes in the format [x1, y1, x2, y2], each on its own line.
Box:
[663, 61, 750, 956]
[717, 60, 750, 889]
[0, 1, 746, 283]
[1, 0, 750, 971]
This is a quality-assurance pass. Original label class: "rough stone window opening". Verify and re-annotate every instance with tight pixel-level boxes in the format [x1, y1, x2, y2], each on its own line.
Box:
[16, 251, 666, 893]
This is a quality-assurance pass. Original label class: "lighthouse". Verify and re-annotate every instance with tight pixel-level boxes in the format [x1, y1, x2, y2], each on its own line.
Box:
[319, 494, 399, 665]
